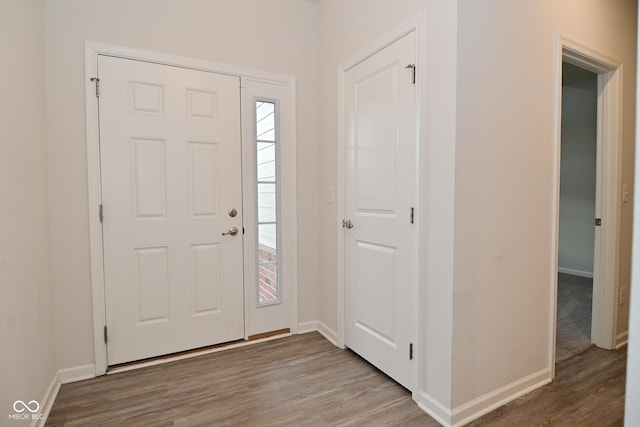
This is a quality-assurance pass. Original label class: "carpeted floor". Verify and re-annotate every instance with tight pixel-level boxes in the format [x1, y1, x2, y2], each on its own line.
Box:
[556, 273, 593, 363]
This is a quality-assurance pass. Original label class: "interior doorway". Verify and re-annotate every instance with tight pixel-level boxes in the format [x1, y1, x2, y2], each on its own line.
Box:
[551, 38, 623, 372]
[556, 61, 597, 363]
[342, 30, 418, 392]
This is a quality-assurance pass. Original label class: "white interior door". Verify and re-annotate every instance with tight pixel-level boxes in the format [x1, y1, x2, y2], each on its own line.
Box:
[99, 56, 244, 365]
[343, 32, 418, 390]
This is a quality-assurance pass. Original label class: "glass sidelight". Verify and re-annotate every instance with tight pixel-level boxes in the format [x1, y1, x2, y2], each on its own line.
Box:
[256, 101, 280, 305]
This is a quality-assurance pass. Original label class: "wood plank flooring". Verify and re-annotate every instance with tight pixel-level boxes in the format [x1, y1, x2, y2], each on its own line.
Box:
[469, 346, 627, 426]
[46, 333, 626, 426]
[46, 333, 435, 426]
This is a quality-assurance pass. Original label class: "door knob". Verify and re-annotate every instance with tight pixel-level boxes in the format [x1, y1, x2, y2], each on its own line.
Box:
[222, 226, 239, 236]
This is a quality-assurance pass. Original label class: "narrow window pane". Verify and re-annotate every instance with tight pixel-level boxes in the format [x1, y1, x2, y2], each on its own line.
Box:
[258, 260, 278, 304]
[259, 223, 277, 250]
[257, 143, 276, 181]
[258, 183, 277, 223]
[257, 102, 275, 142]
[256, 101, 279, 305]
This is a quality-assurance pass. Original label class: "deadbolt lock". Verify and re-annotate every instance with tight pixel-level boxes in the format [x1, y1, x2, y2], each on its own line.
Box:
[228, 208, 238, 218]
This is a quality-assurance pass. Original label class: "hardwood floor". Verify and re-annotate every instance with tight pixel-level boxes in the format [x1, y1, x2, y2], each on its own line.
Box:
[47, 333, 435, 426]
[469, 346, 627, 426]
[46, 333, 626, 426]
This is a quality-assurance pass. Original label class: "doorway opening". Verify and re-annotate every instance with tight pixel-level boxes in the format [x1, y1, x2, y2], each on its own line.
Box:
[556, 62, 597, 363]
[552, 37, 622, 372]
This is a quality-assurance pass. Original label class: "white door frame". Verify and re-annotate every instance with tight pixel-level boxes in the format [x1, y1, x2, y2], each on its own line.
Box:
[336, 15, 424, 393]
[551, 36, 623, 372]
[85, 42, 298, 375]
[241, 78, 299, 338]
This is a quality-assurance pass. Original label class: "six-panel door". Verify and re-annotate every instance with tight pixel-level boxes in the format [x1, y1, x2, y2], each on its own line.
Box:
[99, 56, 244, 365]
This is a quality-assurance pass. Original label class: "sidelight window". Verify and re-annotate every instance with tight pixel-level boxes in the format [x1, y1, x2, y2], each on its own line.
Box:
[256, 101, 280, 306]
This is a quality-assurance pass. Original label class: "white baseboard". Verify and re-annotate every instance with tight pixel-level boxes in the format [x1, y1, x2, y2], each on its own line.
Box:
[416, 392, 453, 426]
[298, 320, 339, 347]
[558, 267, 593, 278]
[617, 331, 629, 348]
[32, 371, 61, 427]
[416, 368, 552, 427]
[317, 321, 338, 346]
[297, 320, 319, 334]
[31, 364, 94, 426]
[58, 364, 95, 384]
[450, 368, 552, 426]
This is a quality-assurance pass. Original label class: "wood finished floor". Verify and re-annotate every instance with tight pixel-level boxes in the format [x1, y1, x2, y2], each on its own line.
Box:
[46, 333, 626, 426]
[469, 345, 627, 427]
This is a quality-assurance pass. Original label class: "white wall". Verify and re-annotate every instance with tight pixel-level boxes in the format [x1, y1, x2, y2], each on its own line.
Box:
[453, 0, 636, 409]
[0, 0, 57, 423]
[558, 63, 597, 276]
[44, 0, 319, 371]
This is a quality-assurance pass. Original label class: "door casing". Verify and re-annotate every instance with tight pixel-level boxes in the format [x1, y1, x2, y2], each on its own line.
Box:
[85, 42, 298, 375]
[551, 36, 624, 375]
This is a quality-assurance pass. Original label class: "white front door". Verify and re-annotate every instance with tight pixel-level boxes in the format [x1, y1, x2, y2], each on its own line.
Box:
[343, 32, 418, 390]
[99, 56, 244, 365]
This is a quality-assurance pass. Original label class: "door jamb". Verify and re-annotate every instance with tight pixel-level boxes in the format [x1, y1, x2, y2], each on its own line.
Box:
[551, 36, 622, 375]
[336, 15, 425, 392]
[85, 42, 298, 375]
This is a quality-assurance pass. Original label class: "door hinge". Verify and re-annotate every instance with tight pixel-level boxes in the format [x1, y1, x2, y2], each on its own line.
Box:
[409, 343, 414, 360]
[103, 325, 108, 344]
[405, 64, 416, 84]
[595, 218, 602, 226]
[90, 77, 100, 97]
[410, 207, 415, 224]
[99, 204, 104, 223]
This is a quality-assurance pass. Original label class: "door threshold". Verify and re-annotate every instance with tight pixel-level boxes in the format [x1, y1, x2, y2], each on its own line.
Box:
[248, 328, 291, 341]
[107, 329, 292, 375]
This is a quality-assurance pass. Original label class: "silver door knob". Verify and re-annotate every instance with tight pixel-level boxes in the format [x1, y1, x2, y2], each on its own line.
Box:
[222, 226, 239, 236]
[342, 219, 354, 229]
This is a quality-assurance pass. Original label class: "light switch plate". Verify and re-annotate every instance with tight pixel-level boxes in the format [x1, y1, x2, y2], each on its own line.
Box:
[325, 186, 335, 204]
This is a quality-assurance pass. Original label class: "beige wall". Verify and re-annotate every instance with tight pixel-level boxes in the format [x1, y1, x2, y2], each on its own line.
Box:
[44, 0, 319, 370]
[453, 0, 636, 407]
[0, 0, 57, 422]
